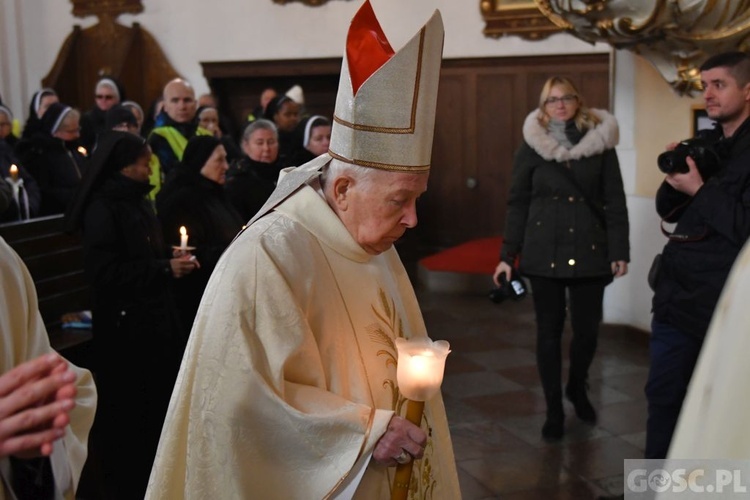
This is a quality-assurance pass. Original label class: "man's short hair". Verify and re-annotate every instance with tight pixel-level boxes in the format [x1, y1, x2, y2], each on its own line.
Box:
[700, 51, 750, 87]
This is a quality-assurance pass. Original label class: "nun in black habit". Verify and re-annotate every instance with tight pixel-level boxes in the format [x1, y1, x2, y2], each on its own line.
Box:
[64, 131, 197, 500]
[20, 88, 58, 140]
[156, 135, 243, 331]
[14, 102, 87, 216]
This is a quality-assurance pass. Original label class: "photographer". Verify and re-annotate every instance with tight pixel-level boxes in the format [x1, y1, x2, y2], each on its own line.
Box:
[647, 51, 750, 459]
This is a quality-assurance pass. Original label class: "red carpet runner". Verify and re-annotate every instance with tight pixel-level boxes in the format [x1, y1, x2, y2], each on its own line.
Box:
[418, 237, 502, 275]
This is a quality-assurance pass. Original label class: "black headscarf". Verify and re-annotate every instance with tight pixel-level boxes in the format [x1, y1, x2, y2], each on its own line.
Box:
[22, 88, 57, 139]
[182, 136, 221, 175]
[40, 102, 73, 136]
[64, 131, 149, 233]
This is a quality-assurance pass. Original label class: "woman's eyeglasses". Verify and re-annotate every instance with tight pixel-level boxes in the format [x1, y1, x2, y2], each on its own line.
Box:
[545, 95, 578, 106]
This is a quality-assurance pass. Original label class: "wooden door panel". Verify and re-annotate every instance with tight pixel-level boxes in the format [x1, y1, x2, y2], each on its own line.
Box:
[203, 54, 610, 251]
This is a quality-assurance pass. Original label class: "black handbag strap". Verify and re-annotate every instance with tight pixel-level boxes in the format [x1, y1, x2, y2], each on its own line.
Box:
[554, 164, 607, 227]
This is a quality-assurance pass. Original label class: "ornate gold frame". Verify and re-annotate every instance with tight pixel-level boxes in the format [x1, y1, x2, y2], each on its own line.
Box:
[480, 0, 563, 40]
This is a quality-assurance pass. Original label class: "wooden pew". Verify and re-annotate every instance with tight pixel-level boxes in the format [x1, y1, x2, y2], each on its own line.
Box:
[0, 214, 93, 365]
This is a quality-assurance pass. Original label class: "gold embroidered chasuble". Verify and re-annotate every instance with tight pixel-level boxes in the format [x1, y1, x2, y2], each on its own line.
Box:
[0, 237, 97, 500]
[146, 183, 460, 499]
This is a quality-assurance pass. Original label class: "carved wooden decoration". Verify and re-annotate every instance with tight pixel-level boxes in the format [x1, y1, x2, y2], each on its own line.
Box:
[480, 0, 562, 40]
[42, 0, 180, 114]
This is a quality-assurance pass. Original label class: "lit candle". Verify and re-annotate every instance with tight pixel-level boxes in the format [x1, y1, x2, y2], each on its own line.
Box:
[392, 337, 451, 500]
[77, 146, 88, 156]
[395, 338, 450, 402]
[180, 226, 188, 250]
[9, 164, 18, 181]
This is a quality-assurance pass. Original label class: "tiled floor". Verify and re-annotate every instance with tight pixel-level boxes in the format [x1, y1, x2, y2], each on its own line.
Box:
[416, 286, 650, 499]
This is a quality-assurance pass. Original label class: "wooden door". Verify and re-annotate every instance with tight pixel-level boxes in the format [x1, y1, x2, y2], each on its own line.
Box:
[416, 53, 611, 248]
[203, 53, 611, 250]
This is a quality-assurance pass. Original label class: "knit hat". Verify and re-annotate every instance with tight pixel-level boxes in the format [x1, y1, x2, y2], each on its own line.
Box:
[182, 135, 222, 174]
[105, 104, 138, 129]
[328, 0, 444, 173]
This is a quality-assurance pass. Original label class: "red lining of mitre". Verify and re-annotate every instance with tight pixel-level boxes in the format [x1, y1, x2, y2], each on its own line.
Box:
[346, 0, 395, 96]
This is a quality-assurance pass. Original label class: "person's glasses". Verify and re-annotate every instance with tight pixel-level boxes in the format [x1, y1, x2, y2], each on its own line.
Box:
[545, 95, 578, 106]
[96, 94, 115, 100]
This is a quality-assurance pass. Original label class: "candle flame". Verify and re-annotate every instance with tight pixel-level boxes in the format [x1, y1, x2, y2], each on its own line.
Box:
[77, 146, 87, 156]
[180, 226, 187, 236]
[10, 164, 17, 173]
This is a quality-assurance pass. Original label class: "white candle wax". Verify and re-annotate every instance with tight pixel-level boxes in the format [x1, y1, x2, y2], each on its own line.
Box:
[180, 226, 188, 250]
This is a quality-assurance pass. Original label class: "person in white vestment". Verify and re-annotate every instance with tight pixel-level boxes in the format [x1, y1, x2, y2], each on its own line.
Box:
[0, 235, 97, 499]
[665, 238, 750, 459]
[146, 1, 461, 498]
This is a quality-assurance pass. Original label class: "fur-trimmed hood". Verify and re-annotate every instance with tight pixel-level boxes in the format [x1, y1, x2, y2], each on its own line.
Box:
[522, 108, 619, 163]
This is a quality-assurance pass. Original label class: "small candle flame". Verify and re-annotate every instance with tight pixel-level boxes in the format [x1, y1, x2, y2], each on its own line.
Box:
[9, 164, 18, 181]
[77, 146, 87, 156]
[180, 226, 187, 236]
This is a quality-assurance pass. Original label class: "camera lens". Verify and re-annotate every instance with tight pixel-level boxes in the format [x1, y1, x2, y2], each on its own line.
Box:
[657, 150, 689, 174]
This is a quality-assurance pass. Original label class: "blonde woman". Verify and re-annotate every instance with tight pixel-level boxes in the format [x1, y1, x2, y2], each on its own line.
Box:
[493, 76, 630, 441]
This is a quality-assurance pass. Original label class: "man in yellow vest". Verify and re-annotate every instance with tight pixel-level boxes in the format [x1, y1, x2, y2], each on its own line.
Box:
[147, 78, 212, 196]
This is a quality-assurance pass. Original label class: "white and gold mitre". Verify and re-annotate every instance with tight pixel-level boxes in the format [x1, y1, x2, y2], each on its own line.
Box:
[329, 0, 444, 173]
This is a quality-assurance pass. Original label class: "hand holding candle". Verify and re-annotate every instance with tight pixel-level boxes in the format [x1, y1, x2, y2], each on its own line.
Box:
[392, 337, 450, 500]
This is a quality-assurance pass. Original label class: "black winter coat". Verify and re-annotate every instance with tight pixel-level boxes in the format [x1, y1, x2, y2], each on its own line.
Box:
[501, 109, 630, 278]
[156, 171, 244, 330]
[652, 117, 750, 338]
[81, 173, 186, 497]
[224, 155, 283, 222]
[82, 174, 186, 370]
[15, 134, 86, 216]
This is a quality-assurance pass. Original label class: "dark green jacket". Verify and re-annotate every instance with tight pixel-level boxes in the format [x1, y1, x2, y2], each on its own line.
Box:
[501, 109, 630, 278]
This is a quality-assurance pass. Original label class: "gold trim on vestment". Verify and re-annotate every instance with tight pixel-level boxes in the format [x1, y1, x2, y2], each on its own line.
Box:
[328, 150, 430, 173]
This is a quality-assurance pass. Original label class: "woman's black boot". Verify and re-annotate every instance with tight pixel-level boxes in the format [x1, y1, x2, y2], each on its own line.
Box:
[542, 405, 565, 441]
[565, 380, 597, 423]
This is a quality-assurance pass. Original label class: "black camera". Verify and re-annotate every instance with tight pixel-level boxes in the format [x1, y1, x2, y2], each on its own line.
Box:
[657, 137, 721, 180]
[489, 270, 528, 304]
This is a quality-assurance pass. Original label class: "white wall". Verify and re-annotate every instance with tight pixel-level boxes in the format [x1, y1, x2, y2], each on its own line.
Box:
[0, 0, 608, 119]
[1, 0, 665, 332]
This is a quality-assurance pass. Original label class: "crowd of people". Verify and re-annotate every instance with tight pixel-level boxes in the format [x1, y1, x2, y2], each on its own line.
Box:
[0, 75, 324, 225]
[2, 0, 750, 496]
[0, 70, 333, 497]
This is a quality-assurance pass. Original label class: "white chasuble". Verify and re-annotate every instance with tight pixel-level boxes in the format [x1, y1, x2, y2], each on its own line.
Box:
[0, 237, 97, 500]
[147, 184, 460, 499]
[666, 241, 750, 460]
